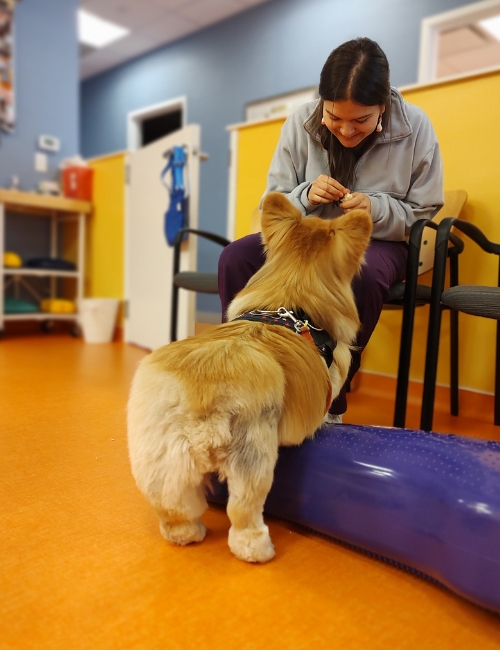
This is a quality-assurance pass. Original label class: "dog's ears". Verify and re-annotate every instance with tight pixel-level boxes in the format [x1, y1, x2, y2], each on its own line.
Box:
[329, 209, 373, 276]
[330, 209, 373, 241]
[260, 192, 301, 247]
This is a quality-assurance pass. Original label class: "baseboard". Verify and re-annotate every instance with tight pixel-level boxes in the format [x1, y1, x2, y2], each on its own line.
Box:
[355, 370, 494, 422]
[2, 320, 125, 342]
[2, 319, 74, 336]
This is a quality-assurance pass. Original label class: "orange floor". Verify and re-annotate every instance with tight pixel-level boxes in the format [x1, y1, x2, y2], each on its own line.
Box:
[1, 332, 499, 649]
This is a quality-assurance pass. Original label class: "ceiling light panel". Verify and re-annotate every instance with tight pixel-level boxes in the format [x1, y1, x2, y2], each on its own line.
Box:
[78, 9, 130, 48]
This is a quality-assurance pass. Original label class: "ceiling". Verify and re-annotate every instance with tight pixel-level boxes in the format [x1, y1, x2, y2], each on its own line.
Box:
[79, 1, 500, 82]
[79, 0, 272, 80]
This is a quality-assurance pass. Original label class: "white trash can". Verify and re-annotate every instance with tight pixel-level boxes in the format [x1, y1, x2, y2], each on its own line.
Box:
[79, 298, 119, 343]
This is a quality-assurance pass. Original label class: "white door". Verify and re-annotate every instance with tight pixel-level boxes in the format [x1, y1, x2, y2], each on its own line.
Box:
[124, 124, 200, 351]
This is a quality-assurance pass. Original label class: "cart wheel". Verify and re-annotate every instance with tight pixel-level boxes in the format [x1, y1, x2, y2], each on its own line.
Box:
[70, 324, 81, 338]
[41, 320, 55, 333]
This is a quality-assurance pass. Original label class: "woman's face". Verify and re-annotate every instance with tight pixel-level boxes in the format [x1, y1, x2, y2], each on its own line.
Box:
[322, 99, 385, 148]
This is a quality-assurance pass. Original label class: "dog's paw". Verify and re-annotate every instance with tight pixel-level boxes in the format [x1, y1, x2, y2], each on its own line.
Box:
[160, 519, 207, 546]
[228, 525, 276, 563]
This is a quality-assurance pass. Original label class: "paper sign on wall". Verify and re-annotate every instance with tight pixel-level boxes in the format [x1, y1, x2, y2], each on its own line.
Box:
[0, 0, 18, 133]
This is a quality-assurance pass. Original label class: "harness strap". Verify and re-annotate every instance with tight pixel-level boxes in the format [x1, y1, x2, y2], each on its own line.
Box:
[233, 309, 336, 369]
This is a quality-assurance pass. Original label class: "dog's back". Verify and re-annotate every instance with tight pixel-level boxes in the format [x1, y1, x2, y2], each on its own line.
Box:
[132, 319, 331, 447]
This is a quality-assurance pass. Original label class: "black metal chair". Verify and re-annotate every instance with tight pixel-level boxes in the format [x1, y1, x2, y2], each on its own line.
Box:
[170, 227, 230, 342]
[420, 217, 500, 430]
[386, 190, 468, 428]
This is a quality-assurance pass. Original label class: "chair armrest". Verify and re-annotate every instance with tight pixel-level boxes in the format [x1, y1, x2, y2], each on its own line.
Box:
[407, 219, 463, 263]
[172, 228, 232, 279]
[173, 227, 231, 248]
[437, 218, 500, 255]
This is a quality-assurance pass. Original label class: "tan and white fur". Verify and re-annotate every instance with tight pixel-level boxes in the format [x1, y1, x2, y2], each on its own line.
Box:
[127, 192, 372, 563]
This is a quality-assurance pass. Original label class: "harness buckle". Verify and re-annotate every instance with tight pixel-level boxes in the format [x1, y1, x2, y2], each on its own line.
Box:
[277, 307, 306, 332]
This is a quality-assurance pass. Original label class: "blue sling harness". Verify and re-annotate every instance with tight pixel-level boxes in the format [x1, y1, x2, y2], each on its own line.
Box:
[161, 146, 187, 246]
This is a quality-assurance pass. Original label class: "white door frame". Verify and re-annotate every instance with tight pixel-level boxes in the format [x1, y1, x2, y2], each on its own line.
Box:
[127, 96, 187, 151]
[419, 0, 500, 83]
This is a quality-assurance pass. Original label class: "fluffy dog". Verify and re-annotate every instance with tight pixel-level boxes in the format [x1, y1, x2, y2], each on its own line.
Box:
[127, 192, 372, 563]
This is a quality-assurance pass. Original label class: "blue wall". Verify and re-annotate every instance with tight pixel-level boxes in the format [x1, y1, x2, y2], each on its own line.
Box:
[81, 0, 480, 315]
[0, 0, 79, 192]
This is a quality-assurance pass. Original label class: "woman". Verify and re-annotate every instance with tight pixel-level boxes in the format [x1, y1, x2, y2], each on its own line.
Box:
[218, 37, 444, 423]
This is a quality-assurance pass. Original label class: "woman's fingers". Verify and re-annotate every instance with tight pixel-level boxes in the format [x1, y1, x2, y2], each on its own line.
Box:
[308, 175, 349, 205]
[340, 192, 371, 213]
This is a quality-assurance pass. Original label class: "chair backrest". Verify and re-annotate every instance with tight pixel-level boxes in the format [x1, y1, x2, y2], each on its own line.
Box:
[417, 189, 468, 275]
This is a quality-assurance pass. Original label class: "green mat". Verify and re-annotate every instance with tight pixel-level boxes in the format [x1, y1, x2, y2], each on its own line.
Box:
[4, 297, 39, 314]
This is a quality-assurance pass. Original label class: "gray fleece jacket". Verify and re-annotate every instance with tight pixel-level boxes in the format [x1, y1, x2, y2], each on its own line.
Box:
[264, 88, 444, 241]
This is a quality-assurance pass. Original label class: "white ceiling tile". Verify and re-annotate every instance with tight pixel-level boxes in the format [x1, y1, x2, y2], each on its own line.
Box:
[234, 0, 271, 6]
[81, 0, 168, 30]
[81, 0, 122, 18]
[80, 47, 131, 79]
[137, 12, 200, 43]
[176, 0, 247, 26]
[104, 34, 159, 58]
[147, 0, 197, 9]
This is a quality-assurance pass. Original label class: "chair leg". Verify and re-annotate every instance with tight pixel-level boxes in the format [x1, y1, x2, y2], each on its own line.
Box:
[449, 249, 459, 417]
[450, 308, 459, 416]
[170, 284, 179, 343]
[394, 315, 414, 428]
[420, 233, 451, 431]
[393, 221, 429, 428]
[420, 305, 443, 431]
[495, 320, 500, 426]
[170, 239, 182, 343]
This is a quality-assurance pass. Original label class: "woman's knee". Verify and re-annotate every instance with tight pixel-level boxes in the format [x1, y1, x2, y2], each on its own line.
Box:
[354, 242, 408, 301]
[218, 234, 264, 273]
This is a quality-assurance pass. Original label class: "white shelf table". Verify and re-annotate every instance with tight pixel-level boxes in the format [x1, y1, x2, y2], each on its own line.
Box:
[0, 190, 92, 334]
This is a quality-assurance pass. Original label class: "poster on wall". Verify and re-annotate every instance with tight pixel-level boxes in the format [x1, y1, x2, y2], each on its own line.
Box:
[0, 0, 18, 133]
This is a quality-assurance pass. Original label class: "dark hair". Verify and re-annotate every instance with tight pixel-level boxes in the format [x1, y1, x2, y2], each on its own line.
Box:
[312, 37, 391, 188]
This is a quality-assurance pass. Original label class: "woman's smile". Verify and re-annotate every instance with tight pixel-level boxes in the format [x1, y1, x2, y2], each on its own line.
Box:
[322, 99, 384, 148]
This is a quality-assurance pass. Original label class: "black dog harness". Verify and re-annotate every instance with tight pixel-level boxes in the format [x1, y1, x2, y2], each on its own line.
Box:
[234, 307, 336, 369]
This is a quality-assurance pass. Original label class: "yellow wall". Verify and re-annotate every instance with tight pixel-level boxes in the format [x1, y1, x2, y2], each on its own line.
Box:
[232, 70, 500, 395]
[86, 152, 125, 301]
[234, 118, 285, 240]
[362, 70, 500, 394]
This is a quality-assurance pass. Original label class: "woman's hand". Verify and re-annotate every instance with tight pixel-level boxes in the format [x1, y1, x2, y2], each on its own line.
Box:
[308, 175, 349, 205]
[340, 192, 371, 214]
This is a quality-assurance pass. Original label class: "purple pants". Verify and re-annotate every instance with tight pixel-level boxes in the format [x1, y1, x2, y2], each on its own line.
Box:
[218, 233, 408, 415]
